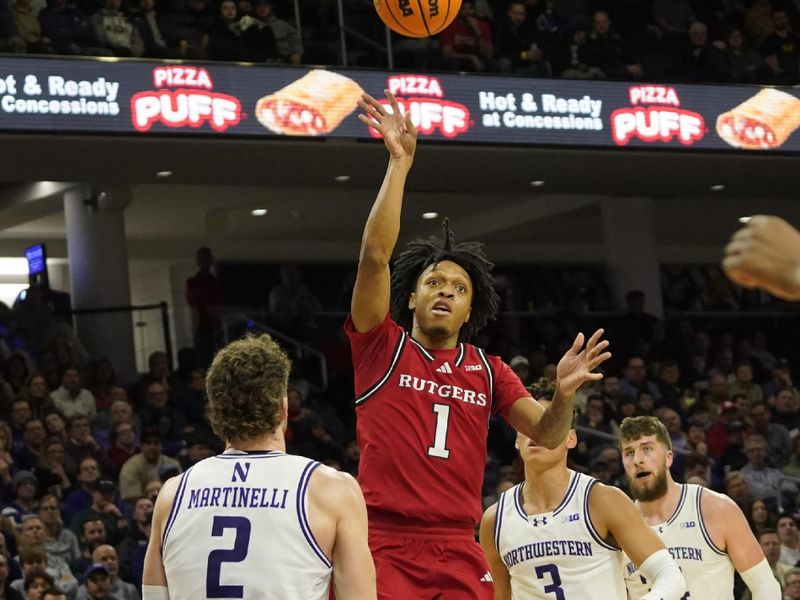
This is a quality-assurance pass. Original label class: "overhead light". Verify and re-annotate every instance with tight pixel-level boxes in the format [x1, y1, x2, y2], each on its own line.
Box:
[710, 184, 725, 192]
[738, 216, 753, 224]
[156, 171, 173, 178]
[334, 175, 350, 183]
[422, 212, 439, 220]
[251, 208, 268, 216]
[529, 180, 545, 188]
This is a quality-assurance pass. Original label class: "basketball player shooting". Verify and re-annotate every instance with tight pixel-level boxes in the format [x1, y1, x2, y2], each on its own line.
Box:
[480, 382, 686, 600]
[349, 90, 611, 599]
[141, 334, 376, 600]
[620, 417, 780, 600]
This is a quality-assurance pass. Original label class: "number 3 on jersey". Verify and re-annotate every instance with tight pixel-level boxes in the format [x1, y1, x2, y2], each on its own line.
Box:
[427, 403, 451, 459]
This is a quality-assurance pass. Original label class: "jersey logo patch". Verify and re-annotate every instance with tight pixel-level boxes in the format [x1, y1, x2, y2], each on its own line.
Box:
[232, 462, 251, 483]
[563, 513, 580, 523]
[680, 521, 696, 529]
[480, 572, 493, 582]
[435, 362, 453, 374]
[464, 364, 483, 371]
[531, 516, 548, 527]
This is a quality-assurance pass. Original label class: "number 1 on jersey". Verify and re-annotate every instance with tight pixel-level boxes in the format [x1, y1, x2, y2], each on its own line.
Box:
[427, 403, 451, 459]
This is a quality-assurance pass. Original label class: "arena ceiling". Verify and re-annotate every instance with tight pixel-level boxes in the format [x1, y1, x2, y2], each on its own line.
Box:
[0, 132, 799, 262]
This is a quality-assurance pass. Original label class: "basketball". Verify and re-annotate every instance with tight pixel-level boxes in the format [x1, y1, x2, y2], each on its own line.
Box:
[374, 0, 461, 38]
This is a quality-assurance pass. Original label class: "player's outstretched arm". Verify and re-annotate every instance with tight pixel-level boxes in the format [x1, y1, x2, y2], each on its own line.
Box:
[723, 215, 800, 300]
[590, 484, 686, 600]
[508, 329, 611, 448]
[703, 490, 781, 599]
[141, 474, 181, 599]
[325, 470, 376, 600]
[479, 504, 511, 600]
[351, 91, 418, 333]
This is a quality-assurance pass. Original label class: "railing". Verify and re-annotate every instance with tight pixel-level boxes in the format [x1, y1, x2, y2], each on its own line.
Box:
[336, 0, 394, 68]
[221, 312, 329, 391]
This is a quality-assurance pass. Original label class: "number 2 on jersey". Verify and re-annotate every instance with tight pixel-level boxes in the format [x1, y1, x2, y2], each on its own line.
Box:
[427, 403, 451, 459]
[206, 516, 251, 598]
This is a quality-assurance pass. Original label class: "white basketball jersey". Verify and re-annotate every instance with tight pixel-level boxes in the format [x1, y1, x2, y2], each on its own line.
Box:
[494, 471, 627, 600]
[162, 450, 332, 600]
[623, 484, 734, 600]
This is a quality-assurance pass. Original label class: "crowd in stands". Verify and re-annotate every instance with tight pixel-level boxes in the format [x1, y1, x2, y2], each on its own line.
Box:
[0, 0, 798, 86]
[0, 251, 799, 598]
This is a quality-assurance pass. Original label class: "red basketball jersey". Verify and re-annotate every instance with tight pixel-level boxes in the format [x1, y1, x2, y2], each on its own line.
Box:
[346, 313, 529, 530]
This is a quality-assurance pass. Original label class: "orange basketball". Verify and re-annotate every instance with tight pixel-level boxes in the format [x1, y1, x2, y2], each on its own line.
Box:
[374, 0, 461, 38]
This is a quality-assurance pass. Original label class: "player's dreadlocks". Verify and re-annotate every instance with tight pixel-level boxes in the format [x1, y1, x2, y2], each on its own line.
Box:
[390, 218, 499, 342]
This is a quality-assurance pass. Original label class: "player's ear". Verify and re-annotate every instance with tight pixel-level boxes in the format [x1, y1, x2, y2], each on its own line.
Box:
[566, 429, 577, 449]
[665, 448, 674, 468]
[408, 292, 416, 311]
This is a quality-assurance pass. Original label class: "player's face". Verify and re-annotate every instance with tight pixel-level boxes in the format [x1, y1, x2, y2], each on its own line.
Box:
[409, 261, 472, 341]
[621, 435, 672, 502]
[515, 428, 576, 469]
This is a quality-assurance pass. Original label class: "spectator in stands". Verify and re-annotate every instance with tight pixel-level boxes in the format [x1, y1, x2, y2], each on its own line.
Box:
[725, 470, 753, 510]
[34, 437, 72, 500]
[764, 358, 794, 401]
[749, 401, 791, 468]
[79, 563, 111, 600]
[185, 248, 226, 368]
[107, 423, 137, 472]
[14, 420, 45, 472]
[130, 352, 170, 409]
[14, 539, 76, 599]
[38, 495, 79, 565]
[60, 457, 100, 526]
[207, 0, 278, 61]
[43, 412, 66, 445]
[115, 496, 151, 583]
[2, 356, 27, 400]
[253, 0, 301, 63]
[91, 0, 143, 56]
[439, 0, 494, 72]
[658, 407, 688, 452]
[652, 0, 695, 37]
[678, 21, 712, 80]
[50, 368, 95, 422]
[138, 382, 185, 455]
[707, 26, 769, 82]
[748, 498, 775, 536]
[134, 0, 174, 58]
[758, 529, 790, 586]
[772, 386, 799, 432]
[72, 480, 126, 547]
[741, 434, 797, 506]
[76, 546, 135, 600]
[575, 393, 618, 461]
[783, 435, 800, 479]
[615, 394, 638, 421]
[508, 356, 531, 386]
[178, 432, 211, 470]
[64, 416, 113, 478]
[707, 371, 731, 409]
[85, 361, 114, 414]
[744, 0, 775, 46]
[778, 513, 800, 566]
[656, 359, 683, 409]
[762, 6, 800, 84]
[730, 359, 764, 404]
[108, 400, 140, 440]
[495, 1, 547, 74]
[786, 568, 800, 600]
[0, 553, 20, 600]
[2, 471, 38, 524]
[71, 518, 105, 576]
[17, 567, 53, 600]
[553, 27, 604, 78]
[620, 355, 660, 399]
[10, 401, 30, 449]
[118, 430, 180, 503]
[20, 376, 54, 423]
[683, 452, 710, 486]
[0, 424, 16, 483]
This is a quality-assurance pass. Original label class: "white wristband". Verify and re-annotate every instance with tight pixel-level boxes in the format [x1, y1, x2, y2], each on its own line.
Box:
[638, 548, 686, 600]
[740, 558, 781, 600]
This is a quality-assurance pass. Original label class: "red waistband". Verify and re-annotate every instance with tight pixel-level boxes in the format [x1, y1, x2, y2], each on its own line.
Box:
[368, 510, 476, 540]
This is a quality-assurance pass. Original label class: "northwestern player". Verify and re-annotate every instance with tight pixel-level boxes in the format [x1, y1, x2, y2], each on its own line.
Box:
[480, 382, 686, 600]
[141, 334, 375, 600]
[351, 91, 611, 599]
[620, 416, 780, 600]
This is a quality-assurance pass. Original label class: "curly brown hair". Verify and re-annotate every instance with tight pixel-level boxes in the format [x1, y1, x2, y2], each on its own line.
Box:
[206, 333, 291, 442]
[619, 416, 672, 450]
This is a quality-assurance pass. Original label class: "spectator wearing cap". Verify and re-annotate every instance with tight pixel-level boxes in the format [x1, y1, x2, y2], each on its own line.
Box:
[729, 359, 763, 405]
[509, 355, 531, 386]
[65, 416, 115, 479]
[15, 518, 76, 597]
[118, 430, 180, 503]
[71, 480, 126, 547]
[11, 544, 75, 599]
[38, 495, 79, 566]
[778, 513, 800, 566]
[60, 458, 100, 527]
[70, 517, 106, 577]
[75, 546, 136, 600]
[114, 496, 151, 585]
[763, 358, 794, 401]
[741, 435, 798, 507]
[2, 471, 38, 524]
[706, 400, 742, 459]
[750, 402, 791, 469]
[50, 368, 95, 422]
[178, 433, 211, 471]
[79, 563, 111, 600]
